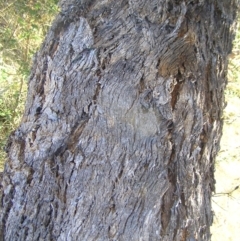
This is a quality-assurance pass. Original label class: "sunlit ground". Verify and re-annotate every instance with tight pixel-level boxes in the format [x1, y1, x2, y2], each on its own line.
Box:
[211, 95, 240, 241]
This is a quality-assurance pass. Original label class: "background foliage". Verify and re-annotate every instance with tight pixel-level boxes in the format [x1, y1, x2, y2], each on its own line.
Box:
[0, 0, 59, 169]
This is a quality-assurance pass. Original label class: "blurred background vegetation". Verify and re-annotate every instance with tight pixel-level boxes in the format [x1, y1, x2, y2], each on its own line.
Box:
[0, 0, 59, 169]
[0, 1, 239, 240]
[211, 15, 240, 241]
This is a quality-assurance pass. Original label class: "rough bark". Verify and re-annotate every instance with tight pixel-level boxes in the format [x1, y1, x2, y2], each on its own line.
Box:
[0, 0, 238, 240]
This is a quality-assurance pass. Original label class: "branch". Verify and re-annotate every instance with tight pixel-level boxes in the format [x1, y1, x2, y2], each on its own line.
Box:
[213, 185, 239, 197]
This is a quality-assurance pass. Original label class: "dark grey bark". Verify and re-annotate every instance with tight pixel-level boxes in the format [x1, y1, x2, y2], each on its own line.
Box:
[0, 0, 238, 240]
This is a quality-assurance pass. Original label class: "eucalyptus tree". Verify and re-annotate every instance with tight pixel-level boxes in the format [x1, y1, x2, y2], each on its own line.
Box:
[0, 0, 238, 240]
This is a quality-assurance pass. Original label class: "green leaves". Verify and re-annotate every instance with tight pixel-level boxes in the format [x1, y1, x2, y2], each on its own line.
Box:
[0, 0, 59, 169]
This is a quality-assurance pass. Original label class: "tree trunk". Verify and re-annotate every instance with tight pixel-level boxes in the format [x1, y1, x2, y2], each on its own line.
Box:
[0, 0, 237, 240]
